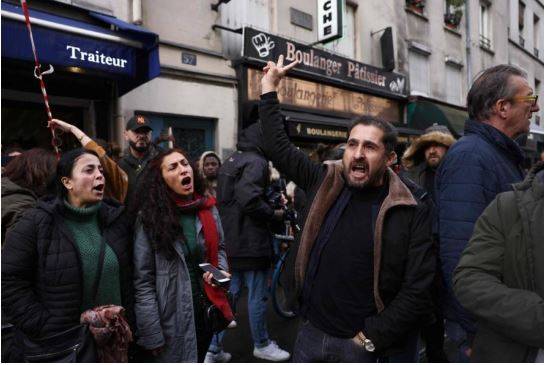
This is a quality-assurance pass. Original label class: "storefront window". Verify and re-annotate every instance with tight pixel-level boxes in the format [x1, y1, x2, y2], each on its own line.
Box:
[445, 64, 462, 105]
[408, 50, 430, 96]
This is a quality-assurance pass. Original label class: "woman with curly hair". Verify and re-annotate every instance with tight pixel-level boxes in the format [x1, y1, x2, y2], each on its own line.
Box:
[132, 148, 234, 362]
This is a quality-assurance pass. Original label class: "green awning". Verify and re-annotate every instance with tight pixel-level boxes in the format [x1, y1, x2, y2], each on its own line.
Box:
[407, 100, 468, 138]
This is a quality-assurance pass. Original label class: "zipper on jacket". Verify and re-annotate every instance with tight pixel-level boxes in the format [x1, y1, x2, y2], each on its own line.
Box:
[24, 343, 80, 360]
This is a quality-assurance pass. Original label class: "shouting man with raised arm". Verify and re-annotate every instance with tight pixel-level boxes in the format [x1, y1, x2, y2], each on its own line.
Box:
[258, 56, 435, 362]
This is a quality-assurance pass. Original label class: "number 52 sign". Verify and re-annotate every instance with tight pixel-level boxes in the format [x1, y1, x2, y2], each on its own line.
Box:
[317, 0, 343, 43]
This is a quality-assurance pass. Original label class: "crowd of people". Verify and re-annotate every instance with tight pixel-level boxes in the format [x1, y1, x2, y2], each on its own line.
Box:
[0, 56, 543, 363]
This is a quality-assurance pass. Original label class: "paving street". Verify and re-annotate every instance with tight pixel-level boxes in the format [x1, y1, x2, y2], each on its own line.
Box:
[222, 287, 301, 362]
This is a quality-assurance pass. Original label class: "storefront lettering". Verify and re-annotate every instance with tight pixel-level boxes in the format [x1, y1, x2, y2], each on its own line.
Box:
[66, 45, 128, 68]
[347, 62, 386, 87]
[306, 127, 347, 138]
[285, 42, 342, 77]
[278, 81, 338, 107]
[244, 27, 408, 97]
[247, 68, 400, 122]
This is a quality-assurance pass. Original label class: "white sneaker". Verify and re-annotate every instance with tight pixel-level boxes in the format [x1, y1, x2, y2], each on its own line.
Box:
[227, 320, 237, 329]
[253, 341, 290, 362]
[204, 350, 232, 363]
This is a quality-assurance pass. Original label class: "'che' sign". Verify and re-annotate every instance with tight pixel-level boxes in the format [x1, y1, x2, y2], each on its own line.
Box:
[317, 0, 343, 43]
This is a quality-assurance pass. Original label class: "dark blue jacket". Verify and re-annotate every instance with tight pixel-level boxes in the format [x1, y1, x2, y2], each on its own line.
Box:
[436, 120, 525, 334]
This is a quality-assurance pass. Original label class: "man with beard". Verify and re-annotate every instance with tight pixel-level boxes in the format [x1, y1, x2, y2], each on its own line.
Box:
[198, 151, 222, 197]
[399, 124, 455, 362]
[118, 115, 161, 205]
[401, 124, 455, 201]
[258, 56, 435, 362]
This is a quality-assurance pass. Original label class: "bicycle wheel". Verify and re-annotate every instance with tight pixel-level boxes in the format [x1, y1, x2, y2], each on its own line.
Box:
[271, 251, 297, 319]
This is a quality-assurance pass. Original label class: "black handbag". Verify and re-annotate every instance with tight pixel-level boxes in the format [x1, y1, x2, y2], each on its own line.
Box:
[21, 238, 107, 363]
[197, 292, 230, 334]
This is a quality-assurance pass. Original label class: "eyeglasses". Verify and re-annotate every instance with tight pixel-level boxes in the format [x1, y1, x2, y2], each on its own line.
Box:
[511, 95, 539, 106]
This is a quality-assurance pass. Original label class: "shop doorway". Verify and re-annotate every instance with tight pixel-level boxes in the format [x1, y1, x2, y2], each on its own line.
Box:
[1, 99, 85, 152]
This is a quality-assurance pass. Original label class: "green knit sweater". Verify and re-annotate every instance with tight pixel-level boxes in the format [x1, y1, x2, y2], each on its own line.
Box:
[63, 201, 122, 311]
[179, 214, 203, 305]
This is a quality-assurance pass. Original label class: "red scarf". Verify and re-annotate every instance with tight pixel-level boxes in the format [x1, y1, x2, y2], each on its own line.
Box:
[173, 194, 234, 321]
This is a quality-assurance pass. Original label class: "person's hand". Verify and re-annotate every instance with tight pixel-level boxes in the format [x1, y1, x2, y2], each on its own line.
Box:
[261, 55, 299, 94]
[203, 272, 214, 286]
[352, 333, 362, 347]
[50, 118, 89, 146]
[49, 118, 75, 133]
[203, 270, 231, 287]
[150, 346, 164, 357]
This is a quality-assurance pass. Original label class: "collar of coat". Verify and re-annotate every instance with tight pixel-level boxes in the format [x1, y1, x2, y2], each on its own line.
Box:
[37, 196, 125, 227]
[514, 161, 544, 199]
[295, 160, 417, 312]
[464, 119, 525, 164]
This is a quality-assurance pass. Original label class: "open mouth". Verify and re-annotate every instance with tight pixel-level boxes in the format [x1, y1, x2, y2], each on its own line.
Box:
[93, 184, 105, 193]
[181, 176, 192, 187]
[350, 162, 368, 179]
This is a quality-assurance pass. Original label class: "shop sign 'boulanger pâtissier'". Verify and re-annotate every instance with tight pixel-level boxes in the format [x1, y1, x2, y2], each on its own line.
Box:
[243, 27, 407, 98]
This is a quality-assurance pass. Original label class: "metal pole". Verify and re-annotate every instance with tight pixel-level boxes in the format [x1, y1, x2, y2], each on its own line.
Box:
[465, 0, 472, 88]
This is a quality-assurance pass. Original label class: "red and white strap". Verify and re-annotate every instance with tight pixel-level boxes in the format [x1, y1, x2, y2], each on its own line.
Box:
[20, 0, 60, 158]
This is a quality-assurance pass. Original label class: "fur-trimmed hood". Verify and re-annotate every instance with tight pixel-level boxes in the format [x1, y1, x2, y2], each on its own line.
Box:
[402, 131, 456, 168]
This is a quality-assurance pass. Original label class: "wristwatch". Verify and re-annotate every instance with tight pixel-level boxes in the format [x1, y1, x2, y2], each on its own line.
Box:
[357, 331, 376, 352]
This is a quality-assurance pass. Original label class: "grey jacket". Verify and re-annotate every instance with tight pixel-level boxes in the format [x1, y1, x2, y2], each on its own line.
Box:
[402, 162, 428, 189]
[133, 206, 228, 362]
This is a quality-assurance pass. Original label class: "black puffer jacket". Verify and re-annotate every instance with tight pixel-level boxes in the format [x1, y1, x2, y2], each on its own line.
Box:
[1, 197, 134, 341]
[217, 123, 275, 270]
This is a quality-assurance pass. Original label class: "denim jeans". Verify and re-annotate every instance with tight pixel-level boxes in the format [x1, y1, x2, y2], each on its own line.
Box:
[292, 320, 378, 362]
[380, 330, 420, 363]
[445, 320, 470, 362]
[208, 269, 270, 352]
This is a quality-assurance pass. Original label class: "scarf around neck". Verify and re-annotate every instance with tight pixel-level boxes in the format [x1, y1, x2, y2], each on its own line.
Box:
[172, 193, 234, 321]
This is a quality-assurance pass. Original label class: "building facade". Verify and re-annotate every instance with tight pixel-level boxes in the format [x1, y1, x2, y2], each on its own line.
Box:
[118, 0, 239, 160]
[397, 0, 543, 157]
[2, 0, 543, 160]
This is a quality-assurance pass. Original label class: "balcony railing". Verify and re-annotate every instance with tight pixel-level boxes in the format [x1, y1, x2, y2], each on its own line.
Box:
[534, 48, 540, 57]
[519, 35, 525, 47]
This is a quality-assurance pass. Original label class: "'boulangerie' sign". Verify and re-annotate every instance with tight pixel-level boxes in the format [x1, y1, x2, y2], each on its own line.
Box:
[243, 27, 408, 98]
[246, 68, 401, 122]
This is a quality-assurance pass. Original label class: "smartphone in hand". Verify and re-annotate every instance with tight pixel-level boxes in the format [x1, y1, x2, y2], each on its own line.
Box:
[199, 263, 230, 287]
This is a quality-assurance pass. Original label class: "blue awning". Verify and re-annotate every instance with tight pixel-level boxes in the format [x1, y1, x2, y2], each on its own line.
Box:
[1, 1, 160, 95]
